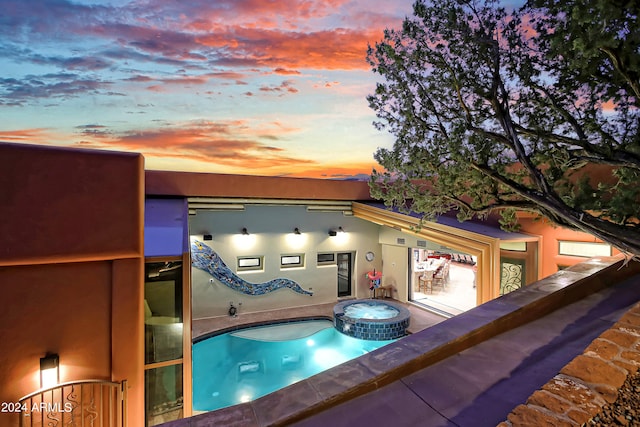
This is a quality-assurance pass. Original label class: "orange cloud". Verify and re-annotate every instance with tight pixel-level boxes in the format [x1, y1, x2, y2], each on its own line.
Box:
[0, 128, 56, 142]
[197, 26, 383, 70]
[71, 120, 317, 172]
[282, 161, 379, 179]
[186, 0, 351, 31]
[1, 126, 377, 179]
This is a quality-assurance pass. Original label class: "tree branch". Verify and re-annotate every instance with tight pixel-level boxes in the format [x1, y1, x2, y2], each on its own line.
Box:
[599, 46, 640, 103]
[515, 125, 640, 170]
[471, 161, 640, 253]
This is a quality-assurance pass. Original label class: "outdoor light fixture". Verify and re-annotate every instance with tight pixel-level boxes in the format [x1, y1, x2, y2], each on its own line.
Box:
[40, 353, 59, 389]
[235, 227, 256, 248]
[329, 227, 348, 244]
[329, 227, 344, 236]
[286, 227, 306, 249]
[203, 234, 213, 241]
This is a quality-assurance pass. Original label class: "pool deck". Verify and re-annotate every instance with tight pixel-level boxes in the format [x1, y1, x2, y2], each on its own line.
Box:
[192, 299, 447, 341]
[169, 256, 640, 427]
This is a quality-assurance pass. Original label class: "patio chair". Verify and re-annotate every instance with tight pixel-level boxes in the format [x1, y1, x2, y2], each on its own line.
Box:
[419, 271, 433, 293]
[433, 268, 446, 290]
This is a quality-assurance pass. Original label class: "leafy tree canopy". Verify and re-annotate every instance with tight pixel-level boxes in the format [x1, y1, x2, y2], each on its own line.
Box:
[367, 0, 640, 256]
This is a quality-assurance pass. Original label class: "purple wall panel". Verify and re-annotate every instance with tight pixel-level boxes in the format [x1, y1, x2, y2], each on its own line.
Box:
[144, 198, 188, 257]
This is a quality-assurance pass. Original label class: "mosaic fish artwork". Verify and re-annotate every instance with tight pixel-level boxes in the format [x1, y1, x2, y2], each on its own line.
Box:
[191, 239, 313, 296]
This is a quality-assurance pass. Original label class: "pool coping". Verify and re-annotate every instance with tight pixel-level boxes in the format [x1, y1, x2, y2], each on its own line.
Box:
[192, 316, 333, 343]
[163, 255, 640, 427]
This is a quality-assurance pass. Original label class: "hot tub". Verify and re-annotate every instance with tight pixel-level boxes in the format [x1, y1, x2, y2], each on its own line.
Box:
[333, 300, 410, 340]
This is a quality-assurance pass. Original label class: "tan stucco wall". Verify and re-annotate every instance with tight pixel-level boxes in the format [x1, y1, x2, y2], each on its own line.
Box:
[517, 216, 622, 278]
[189, 205, 383, 319]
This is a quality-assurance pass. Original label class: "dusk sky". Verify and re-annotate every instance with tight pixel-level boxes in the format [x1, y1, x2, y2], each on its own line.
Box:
[0, 0, 520, 179]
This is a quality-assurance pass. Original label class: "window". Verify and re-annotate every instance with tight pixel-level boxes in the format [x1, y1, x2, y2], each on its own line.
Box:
[500, 259, 524, 296]
[317, 252, 336, 265]
[281, 254, 304, 268]
[558, 241, 612, 258]
[144, 260, 184, 426]
[237, 256, 263, 271]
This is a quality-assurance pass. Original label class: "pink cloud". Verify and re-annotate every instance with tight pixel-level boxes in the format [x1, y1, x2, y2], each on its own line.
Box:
[179, 0, 351, 29]
[197, 26, 381, 70]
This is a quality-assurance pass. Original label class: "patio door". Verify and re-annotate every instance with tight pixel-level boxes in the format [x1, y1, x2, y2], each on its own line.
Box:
[337, 252, 352, 297]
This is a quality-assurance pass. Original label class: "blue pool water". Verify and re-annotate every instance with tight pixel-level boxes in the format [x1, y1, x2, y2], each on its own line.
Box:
[192, 320, 395, 412]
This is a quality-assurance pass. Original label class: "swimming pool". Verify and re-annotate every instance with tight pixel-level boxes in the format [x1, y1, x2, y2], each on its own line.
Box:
[192, 319, 396, 412]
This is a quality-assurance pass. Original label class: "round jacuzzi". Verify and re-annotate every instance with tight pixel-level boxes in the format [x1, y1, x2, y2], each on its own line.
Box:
[333, 300, 410, 340]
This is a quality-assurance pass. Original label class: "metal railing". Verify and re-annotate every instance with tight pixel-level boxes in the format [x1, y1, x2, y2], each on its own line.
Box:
[19, 380, 126, 427]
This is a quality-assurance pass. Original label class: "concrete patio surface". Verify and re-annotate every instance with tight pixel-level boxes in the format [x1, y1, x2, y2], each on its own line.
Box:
[192, 299, 446, 342]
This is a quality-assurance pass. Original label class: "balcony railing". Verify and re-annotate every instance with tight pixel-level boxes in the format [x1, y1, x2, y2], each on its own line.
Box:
[19, 380, 126, 427]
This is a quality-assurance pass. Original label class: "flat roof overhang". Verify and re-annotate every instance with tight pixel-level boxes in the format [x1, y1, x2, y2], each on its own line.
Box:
[145, 170, 373, 201]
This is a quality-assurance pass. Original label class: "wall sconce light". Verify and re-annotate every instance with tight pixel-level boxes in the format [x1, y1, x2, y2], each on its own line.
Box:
[234, 227, 256, 248]
[286, 227, 306, 249]
[329, 227, 344, 236]
[40, 353, 59, 389]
